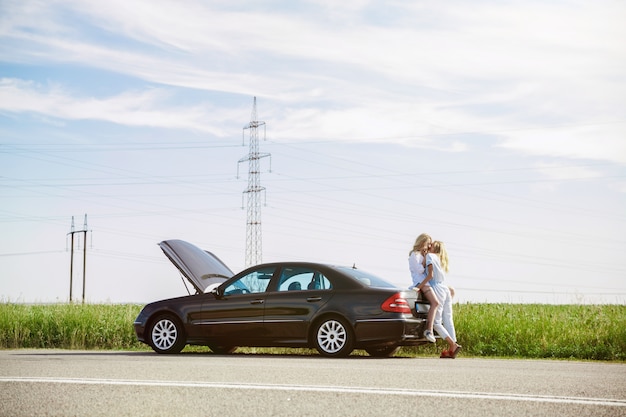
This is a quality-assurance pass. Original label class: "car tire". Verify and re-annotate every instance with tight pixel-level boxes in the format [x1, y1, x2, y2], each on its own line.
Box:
[365, 345, 400, 357]
[313, 317, 354, 358]
[149, 314, 186, 354]
[208, 345, 237, 354]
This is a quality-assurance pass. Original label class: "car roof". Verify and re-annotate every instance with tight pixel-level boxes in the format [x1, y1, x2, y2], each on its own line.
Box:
[234, 261, 372, 290]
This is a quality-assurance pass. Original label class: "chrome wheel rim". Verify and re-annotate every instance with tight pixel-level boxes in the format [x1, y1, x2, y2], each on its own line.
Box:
[317, 319, 347, 354]
[152, 318, 178, 351]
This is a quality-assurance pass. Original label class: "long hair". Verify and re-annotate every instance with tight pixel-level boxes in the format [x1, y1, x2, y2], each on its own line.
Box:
[409, 233, 432, 256]
[431, 241, 449, 273]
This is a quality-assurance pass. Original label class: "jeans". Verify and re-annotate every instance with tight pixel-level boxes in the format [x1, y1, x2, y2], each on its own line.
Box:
[430, 284, 456, 342]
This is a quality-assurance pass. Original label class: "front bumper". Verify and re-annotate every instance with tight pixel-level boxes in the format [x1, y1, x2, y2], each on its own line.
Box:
[133, 310, 148, 344]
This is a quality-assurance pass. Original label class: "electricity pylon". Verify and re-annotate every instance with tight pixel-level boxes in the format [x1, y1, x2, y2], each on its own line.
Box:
[238, 97, 271, 267]
[67, 214, 90, 303]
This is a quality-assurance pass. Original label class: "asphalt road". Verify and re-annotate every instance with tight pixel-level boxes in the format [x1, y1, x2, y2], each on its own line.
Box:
[1, 349, 625, 417]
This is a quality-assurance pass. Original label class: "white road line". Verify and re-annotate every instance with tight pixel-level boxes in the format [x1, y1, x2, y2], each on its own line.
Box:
[1, 377, 624, 407]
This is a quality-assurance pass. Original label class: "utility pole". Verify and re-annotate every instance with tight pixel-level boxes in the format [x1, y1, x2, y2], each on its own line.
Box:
[238, 97, 271, 267]
[67, 214, 90, 303]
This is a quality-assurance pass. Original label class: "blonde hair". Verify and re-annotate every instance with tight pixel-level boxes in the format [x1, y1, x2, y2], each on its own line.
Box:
[409, 233, 432, 256]
[431, 241, 449, 273]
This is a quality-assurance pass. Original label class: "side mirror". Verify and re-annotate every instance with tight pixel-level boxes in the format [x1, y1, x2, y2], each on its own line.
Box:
[203, 282, 222, 297]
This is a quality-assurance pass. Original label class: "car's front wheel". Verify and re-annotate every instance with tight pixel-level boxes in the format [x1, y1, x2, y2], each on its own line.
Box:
[149, 315, 185, 354]
[314, 317, 354, 358]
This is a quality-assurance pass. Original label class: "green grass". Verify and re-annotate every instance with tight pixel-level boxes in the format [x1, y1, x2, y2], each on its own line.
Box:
[0, 302, 624, 360]
[450, 304, 626, 361]
[0, 303, 142, 350]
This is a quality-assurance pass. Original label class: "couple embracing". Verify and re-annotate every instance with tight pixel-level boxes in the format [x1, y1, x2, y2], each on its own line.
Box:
[409, 233, 462, 359]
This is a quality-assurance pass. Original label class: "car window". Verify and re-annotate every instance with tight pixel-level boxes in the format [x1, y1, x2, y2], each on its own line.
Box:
[336, 266, 395, 288]
[278, 267, 332, 291]
[223, 266, 275, 295]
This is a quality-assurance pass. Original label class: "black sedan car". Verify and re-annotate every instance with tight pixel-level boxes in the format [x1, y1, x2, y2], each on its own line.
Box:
[134, 239, 431, 357]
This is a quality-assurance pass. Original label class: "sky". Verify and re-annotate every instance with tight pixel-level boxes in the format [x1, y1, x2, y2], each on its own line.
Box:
[1, 0, 625, 305]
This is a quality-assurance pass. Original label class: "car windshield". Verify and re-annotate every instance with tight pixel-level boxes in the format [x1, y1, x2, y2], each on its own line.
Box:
[336, 267, 396, 288]
[222, 266, 275, 295]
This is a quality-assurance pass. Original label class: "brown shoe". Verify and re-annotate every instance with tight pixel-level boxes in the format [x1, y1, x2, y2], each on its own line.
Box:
[450, 345, 462, 359]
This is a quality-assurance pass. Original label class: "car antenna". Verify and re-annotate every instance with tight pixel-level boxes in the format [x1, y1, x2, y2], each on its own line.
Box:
[352, 263, 357, 269]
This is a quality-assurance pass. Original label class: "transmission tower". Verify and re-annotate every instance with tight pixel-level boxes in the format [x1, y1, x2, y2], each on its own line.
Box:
[67, 214, 90, 303]
[238, 97, 271, 267]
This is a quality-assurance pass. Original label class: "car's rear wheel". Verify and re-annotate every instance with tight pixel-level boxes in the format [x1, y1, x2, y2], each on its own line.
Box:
[314, 317, 354, 358]
[365, 344, 400, 357]
[149, 315, 185, 354]
[208, 345, 237, 354]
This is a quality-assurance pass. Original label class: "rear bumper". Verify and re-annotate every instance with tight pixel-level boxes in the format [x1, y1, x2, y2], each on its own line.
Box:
[354, 316, 428, 347]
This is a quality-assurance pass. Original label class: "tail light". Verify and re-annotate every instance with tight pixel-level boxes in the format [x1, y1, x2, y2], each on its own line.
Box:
[381, 293, 412, 314]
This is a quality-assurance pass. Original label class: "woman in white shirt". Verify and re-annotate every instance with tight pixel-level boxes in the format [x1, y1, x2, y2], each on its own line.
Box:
[408, 233, 439, 343]
[424, 241, 461, 358]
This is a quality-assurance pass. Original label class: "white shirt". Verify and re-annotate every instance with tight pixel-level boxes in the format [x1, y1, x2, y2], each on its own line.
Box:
[426, 253, 446, 285]
[408, 251, 427, 288]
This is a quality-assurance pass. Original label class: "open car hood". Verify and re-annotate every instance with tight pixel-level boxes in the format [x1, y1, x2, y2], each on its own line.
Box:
[159, 239, 234, 293]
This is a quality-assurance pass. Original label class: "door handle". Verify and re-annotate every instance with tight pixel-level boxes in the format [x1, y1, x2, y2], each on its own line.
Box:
[306, 297, 322, 302]
[250, 299, 264, 305]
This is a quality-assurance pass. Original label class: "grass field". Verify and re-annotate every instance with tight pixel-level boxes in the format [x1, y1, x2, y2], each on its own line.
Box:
[0, 303, 624, 360]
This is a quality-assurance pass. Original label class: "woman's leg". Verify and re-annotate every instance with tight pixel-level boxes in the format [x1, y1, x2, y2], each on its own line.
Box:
[423, 286, 439, 333]
[438, 287, 460, 356]
[431, 286, 450, 341]
[441, 287, 456, 342]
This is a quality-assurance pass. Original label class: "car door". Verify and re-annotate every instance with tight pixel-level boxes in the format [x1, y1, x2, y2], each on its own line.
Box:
[197, 266, 276, 343]
[263, 266, 333, 342]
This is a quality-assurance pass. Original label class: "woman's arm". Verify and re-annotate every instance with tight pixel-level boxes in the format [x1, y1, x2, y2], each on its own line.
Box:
[416, 264, 433, 292]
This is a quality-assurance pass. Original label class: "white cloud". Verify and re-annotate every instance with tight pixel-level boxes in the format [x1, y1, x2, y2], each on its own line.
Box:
[534, 162, 603, 181]
[609, 180, 626, 194]
[1, 0, 624, 157]
[497, 123, 626, 164]
[0, 78, 228, 134]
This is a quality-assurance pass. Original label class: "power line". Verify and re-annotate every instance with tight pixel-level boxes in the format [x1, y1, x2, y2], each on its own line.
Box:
[0, 250, 65, 257]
